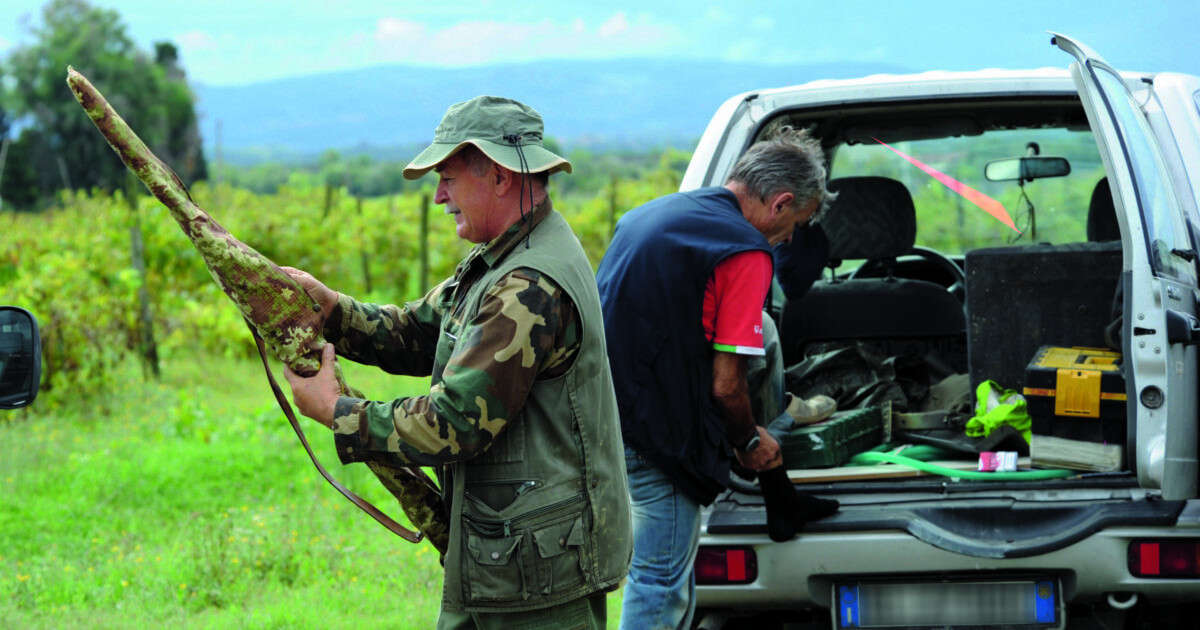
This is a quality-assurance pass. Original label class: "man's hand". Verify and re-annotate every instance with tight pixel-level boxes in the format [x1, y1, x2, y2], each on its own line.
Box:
[281, 266, 339, 321]
[735, 426, 783, 471]
[283, 343, 340, 428]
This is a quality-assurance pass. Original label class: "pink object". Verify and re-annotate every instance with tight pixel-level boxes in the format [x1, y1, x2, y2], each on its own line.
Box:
[978, 451, 1018, 472]
[873, 137, 1021, 233]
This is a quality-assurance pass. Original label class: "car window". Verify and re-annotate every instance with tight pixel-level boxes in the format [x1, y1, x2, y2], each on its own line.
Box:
[830, 128, 1104, 254]
[1091, 67, 1195, 283]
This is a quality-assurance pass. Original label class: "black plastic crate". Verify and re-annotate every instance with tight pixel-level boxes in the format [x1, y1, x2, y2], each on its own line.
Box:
[1023, 345, 1126, 444]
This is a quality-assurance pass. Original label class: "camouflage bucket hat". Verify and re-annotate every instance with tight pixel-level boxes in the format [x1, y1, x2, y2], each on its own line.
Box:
[402, 95, 572, 180]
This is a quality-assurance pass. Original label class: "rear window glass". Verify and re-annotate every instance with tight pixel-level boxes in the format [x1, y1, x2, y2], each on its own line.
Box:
[1090, 66, 1193, 283]
[830, 128, 1105, 254]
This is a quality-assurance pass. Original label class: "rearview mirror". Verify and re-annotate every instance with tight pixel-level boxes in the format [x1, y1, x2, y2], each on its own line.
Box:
[984, 156, 1071, 182]
[0, 306, 42, 409]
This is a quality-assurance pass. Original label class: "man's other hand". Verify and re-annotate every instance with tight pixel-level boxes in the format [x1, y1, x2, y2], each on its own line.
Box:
[281, 266, 339, 321]
[736, 426, 782, 471]
[283, 343, 340, 428]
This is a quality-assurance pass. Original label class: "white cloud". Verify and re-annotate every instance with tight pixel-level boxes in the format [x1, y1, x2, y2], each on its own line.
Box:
[372, 19, 555, 65]
[724, 39, 762, 62]
[597, 12, 628, 38]
[368, 14, 681, 66]
[375, 18, 426, 43]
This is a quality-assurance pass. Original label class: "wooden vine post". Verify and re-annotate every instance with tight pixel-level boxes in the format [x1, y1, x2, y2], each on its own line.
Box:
[419, 192, 430, 294]
[125, 172, 160, 378]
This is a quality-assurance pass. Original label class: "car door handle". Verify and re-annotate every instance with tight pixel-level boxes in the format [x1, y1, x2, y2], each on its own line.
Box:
[1165, 308, 1200, 345]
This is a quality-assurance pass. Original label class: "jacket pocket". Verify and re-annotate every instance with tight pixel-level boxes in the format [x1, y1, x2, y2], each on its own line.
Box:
[531, 515, 587, 595]
[461, 494, 587, 605]
[464, 531, 525, 603]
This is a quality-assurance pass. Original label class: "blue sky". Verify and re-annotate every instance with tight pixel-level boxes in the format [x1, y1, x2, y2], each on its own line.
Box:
[2, 0, 1197, 86]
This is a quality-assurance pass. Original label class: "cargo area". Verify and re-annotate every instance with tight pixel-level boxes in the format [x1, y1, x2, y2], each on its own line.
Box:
[732, 94, 1146, 492]
[769, 176, 1131, 488]
[768, 235, 1132, 487]
[711, 246, 1156, 556]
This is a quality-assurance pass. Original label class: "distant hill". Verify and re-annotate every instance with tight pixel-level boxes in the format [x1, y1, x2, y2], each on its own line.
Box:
[193, 58, 911, 164]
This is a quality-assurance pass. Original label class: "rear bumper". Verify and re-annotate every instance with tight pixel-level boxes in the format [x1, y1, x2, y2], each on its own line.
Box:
[696, 496, 1200, 610]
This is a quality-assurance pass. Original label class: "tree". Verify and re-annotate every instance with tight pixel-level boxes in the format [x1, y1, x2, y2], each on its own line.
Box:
[0, 130, 50, 210]
[153, 41, 208, 184]
[0, 70, 12, 208]
[4, 0, 206, 202]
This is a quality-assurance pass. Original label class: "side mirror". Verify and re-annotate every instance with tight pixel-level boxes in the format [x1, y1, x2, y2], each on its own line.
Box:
[0, 306, 42, 409]
[984, 156, 1071, 182]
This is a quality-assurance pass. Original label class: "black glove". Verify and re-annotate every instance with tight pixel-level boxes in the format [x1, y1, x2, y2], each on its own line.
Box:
[759, 467, 839, 542]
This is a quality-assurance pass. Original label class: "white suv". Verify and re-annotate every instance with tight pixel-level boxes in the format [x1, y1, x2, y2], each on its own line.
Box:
[685, 33, 1200, 629]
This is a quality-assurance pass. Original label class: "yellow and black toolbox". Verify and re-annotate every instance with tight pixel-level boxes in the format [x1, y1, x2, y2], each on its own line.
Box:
[1023, 346, 1127, 444]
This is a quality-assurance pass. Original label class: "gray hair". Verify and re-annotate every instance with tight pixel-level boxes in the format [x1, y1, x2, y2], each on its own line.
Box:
[456, 144, 550, 186]
[456, 144, 498, 177]
[726, 126, 836, 221]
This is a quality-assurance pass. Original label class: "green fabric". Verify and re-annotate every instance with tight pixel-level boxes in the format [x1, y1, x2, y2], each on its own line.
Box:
[440, 211, 632, 614]
[403, 95, 572, 179]
[437, 590, 606, 629]
[849, 450, 1073, 480]
[965, 379, 1032, 444]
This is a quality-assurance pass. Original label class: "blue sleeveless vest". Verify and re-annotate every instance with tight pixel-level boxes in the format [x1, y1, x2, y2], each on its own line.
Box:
[596, 187, 770, 505]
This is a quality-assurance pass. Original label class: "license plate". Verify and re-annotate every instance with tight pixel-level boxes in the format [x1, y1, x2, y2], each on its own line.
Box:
[834, 577, 1062, 629]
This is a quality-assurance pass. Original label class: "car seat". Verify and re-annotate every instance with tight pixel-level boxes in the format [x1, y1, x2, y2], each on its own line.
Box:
[1087, 177, 1120, 242]
[779, 176, 967, 365]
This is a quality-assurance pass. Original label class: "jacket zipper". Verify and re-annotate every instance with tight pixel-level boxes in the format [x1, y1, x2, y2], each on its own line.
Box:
[466, 494, 584, 537]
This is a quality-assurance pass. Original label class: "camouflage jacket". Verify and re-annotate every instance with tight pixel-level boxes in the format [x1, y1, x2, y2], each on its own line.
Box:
[325, 200, 580, 467]
[331, 198, 631, 612]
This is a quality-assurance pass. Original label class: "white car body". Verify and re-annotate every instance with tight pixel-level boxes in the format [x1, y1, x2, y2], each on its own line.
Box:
[685, 33, 1200, 629]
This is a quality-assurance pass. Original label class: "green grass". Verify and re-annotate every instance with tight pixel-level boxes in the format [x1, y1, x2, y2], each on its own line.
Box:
[0, 352, 624, 628]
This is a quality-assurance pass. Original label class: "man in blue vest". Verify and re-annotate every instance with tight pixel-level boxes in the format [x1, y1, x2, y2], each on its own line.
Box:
[597, 127, 839, 629]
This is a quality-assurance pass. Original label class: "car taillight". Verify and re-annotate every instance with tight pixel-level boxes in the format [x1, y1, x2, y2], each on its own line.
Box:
[1128, 540, 1200, 577]
[695, 546, 757, 584]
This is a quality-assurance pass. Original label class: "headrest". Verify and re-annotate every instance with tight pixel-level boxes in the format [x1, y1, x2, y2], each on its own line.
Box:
[1087, 177, 1120, 242]
[821, 177, 917, 261]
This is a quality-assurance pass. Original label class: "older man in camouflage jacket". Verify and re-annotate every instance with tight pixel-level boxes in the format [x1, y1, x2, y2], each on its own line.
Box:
[284, 96, 632, 630]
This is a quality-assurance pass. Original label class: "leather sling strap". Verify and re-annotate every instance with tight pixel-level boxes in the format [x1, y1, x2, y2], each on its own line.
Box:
[246, 321, 423, 543]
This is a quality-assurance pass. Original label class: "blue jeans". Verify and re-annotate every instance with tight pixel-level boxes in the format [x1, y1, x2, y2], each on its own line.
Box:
[620, 313, 788, 629]
[619, 446, 702, 630]
[749, 313, 796, 440]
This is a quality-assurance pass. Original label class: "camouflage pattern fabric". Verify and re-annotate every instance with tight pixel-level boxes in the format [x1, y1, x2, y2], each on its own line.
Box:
[784, 340, 938, 412]
[67, 67, 449, 552]
[327, 200, 581, 468]
[68, 68, 325, 373]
